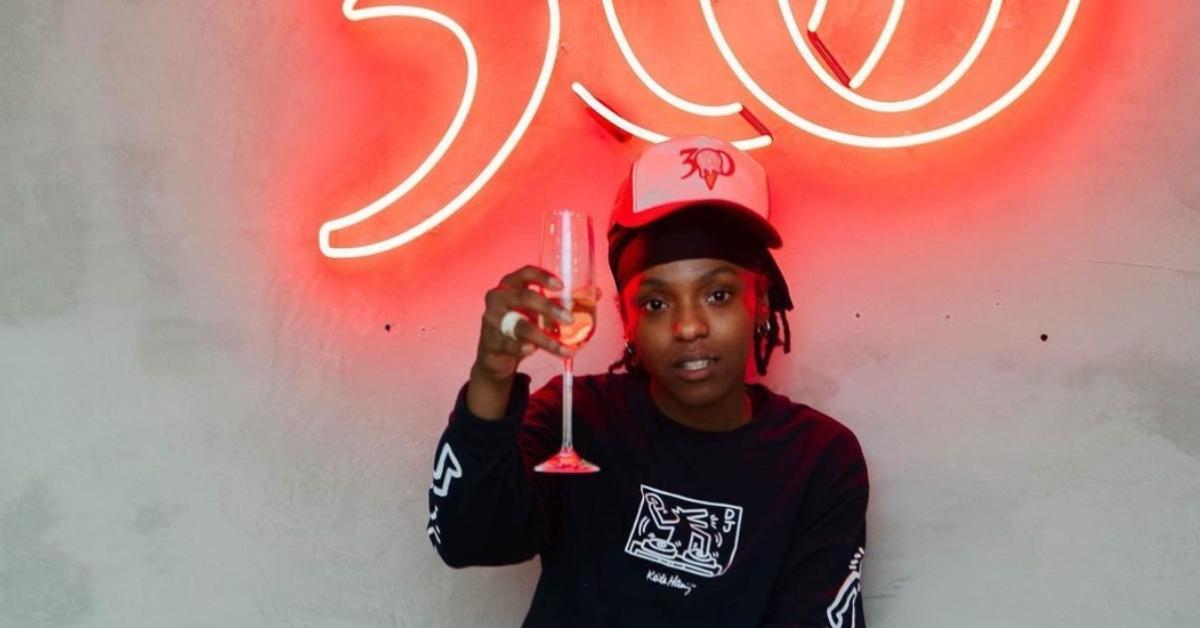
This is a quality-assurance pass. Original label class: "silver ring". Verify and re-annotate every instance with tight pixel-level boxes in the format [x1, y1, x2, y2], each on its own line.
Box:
[499, 310, 524, 340]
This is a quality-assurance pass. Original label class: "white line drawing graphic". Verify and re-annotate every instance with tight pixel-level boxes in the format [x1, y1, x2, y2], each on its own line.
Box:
[624, 485, 743, 578]
[826, 546, 865, 628]
[430, 442, 462, 498]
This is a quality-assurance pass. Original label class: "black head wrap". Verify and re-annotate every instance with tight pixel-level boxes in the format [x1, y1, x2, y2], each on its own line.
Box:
[608, 204, 793, 311]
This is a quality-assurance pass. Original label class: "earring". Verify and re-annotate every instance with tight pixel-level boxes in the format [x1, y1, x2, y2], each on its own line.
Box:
[755, 320, 771, 337]
[624, 340, 642, 369]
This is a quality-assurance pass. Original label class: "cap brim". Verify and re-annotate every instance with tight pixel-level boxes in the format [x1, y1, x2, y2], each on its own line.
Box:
[617, 199, 782, 249]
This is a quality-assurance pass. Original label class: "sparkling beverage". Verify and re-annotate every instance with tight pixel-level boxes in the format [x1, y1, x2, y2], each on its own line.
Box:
[539, 286, 600, 350]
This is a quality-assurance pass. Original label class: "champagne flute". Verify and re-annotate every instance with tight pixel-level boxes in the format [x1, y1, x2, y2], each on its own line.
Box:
[534, 208, 601, 474]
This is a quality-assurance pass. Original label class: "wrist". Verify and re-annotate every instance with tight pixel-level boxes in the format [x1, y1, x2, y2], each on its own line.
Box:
[470, 361, 517, 385]
[467, 363, 518, 421]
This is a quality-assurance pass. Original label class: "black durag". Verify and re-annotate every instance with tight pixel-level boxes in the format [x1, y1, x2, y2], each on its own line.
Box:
[608, 205, 793, 312]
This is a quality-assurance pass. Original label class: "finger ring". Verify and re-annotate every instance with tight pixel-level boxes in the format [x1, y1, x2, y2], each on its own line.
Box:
[499, 310, 524, 340]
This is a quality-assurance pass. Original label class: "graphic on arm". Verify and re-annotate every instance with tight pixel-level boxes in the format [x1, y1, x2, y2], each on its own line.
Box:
[427, 443, 462, 547]
[431, 442, 462, 497]
[826, 546, 865, 628]
[427, 505, 442, 545]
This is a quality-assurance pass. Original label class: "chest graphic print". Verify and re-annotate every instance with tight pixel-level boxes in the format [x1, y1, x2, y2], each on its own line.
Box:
[624, 484, 743, 578]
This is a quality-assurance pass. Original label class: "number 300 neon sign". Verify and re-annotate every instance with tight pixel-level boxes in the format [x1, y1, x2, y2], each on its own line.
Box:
[319, 0, 1081, 259]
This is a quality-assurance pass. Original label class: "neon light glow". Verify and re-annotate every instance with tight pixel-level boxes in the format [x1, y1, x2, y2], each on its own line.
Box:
[568, 0, 774, 152]
[783, 0, 1004, 112]
[571, 82, 774, 152]
[602, 0, 741, 118]
[806, 29, 851, 87]
[318, 0, 561, 259]
[806, 0, 906, 89]
[847, 0, 901, 89]
[320, 1, 1081, 257]
[699, 0, 1081, 148]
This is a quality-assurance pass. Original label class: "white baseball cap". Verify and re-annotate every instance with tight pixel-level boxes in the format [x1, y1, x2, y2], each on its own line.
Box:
[608, 135, 781, 248]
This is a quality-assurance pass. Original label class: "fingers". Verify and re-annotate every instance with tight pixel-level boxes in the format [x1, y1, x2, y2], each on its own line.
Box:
[498, 264, 563, 292]
[485, 308, 575, 359]
[480, 266, 578, 362]
[484, 284, 572, 334]
[514, 316, 576, 358]
[511, 288, 574, 327]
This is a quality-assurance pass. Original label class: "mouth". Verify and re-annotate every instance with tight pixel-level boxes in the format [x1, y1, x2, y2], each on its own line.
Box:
[672, 355, 719, 381]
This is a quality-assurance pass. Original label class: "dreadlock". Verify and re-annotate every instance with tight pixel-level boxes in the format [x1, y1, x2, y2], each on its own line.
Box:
[752, 272, 793, 376]
[607, 270, 792, 377]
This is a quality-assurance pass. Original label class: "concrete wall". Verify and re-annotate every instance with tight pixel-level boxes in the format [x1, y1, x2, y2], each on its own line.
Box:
[2, 0, 1197, 626]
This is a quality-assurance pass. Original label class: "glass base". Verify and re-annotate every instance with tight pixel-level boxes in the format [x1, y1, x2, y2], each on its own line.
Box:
[534, 448, 600, 474]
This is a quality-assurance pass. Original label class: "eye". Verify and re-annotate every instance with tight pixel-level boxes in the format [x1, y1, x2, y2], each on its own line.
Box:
[708, 288, 733, 304]
[640, 298, 666, 313]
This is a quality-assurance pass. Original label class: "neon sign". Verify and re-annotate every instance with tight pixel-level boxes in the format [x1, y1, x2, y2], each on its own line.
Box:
[320, 0, 1081, 259]
[320, 0, 561, 259]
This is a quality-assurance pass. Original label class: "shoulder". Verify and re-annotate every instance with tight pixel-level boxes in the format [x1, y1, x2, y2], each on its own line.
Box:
[755, 384, 867, 468]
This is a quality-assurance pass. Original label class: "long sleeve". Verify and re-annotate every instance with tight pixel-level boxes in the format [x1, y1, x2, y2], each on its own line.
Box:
[426, 373, 562, 568]
[761, 429, 870, 627]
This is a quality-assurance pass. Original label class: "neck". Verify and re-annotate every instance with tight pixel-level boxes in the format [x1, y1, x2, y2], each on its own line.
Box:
[649, 380, 752, 432]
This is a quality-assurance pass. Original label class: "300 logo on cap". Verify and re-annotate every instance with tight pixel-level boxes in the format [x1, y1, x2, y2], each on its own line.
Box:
[680, 148, 735, 191]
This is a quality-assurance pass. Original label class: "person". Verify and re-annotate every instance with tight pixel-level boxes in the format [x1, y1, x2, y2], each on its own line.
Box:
[426, 136, 869, 627]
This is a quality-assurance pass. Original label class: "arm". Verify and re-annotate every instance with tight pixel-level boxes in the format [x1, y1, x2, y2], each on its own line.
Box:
[427, 371, 564, 568]
[762, 430, 870, 627]
[425, 264, 574, 567]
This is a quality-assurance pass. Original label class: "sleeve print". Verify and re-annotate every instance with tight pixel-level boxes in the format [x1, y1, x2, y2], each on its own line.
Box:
[427, 375, 564, 567]
[430, 441, 463, 498]
[426, 441, 463, 546]
[825, 546, 865, 628]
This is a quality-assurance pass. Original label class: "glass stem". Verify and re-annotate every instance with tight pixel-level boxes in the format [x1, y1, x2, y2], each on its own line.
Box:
[562, 356, 574, 452]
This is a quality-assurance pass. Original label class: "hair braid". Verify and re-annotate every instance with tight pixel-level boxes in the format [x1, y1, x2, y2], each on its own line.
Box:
[752, 281, 792, 376]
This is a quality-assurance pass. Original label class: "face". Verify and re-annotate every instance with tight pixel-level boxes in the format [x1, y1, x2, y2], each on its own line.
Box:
[620, 257, 768, 423]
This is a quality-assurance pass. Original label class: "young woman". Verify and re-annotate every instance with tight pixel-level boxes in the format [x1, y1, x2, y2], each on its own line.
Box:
[428, 136, 869, 627]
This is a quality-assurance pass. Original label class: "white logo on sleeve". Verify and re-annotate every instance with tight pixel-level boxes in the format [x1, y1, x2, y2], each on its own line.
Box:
[624, 484, 743, 579]
[826, 547, 864, 628]
[426, 505, 442, 545]
[430, 443, 462, 497]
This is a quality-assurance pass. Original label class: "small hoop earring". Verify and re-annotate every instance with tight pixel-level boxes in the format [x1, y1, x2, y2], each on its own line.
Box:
[624, 340, 643, 370]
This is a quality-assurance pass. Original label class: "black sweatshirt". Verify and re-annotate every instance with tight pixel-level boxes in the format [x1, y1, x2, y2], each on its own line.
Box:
[427, 371, 869, 627]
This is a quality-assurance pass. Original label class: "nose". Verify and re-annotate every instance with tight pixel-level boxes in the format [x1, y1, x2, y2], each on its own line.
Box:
[673, 303, 709, 341]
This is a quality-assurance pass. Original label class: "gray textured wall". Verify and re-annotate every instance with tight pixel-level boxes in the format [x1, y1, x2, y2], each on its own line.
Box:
[2, 1, 1198, 626]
